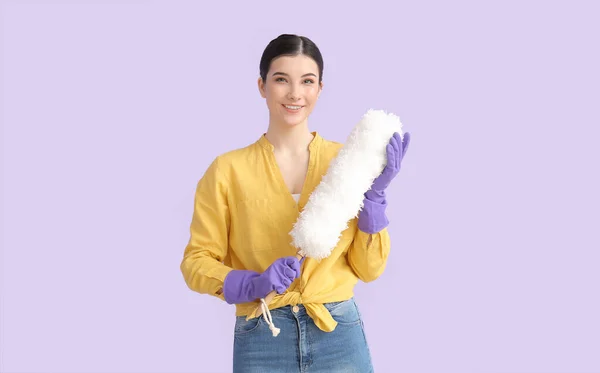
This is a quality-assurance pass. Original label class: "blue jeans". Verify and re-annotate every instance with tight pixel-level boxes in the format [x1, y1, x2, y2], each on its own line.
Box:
[232, 297, 374, 373]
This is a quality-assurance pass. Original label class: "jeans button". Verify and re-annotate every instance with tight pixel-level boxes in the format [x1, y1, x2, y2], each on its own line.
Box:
[292, 305, 300, 313]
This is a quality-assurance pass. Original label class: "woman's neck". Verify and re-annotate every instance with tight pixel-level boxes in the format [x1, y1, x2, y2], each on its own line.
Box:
[264, 119, 314, 155]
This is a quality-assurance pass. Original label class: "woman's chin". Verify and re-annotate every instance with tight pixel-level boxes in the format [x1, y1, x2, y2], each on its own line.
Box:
[278, 117, 304, 127]
[286, 112, 311, 125]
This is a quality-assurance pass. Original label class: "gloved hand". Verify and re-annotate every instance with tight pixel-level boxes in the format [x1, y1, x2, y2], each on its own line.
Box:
[358, 132, 411, 233]
[222, 256, 303, 304]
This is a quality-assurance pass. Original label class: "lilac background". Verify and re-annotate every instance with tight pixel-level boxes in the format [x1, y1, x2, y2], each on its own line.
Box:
[2, 1, 599, 372]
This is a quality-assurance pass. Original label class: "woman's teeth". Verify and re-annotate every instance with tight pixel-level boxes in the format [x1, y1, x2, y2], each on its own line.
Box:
[283, 105, 302, 114]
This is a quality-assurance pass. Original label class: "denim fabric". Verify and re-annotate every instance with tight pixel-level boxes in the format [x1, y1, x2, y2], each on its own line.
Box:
[232, 297, 374, 373]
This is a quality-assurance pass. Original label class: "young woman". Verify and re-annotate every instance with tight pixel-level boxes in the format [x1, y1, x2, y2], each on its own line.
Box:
[180, 34, 411, 373]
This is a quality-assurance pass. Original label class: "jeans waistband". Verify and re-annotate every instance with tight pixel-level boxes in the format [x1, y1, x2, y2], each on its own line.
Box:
[259, 297, 356, 321]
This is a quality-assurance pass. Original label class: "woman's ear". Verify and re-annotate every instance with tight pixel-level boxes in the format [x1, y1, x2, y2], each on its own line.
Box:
[258, 77, 266, 98]
[318, 81, 324, 96]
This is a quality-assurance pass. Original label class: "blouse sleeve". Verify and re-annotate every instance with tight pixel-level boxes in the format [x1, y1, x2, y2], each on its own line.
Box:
[346, 223, 391, 283]
[180, 156, 233, 300]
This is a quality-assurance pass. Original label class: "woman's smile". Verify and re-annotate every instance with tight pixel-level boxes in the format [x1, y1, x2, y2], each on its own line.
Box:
[282, 104, 304, 113]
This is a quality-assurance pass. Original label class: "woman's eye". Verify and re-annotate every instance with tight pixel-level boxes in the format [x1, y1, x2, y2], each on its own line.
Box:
[304, 79, 314, 84]
[275, 77, 286, 82]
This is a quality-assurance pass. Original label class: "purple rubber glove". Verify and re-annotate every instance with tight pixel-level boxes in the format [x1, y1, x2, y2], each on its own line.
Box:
[358, 132, 411, 233]
[222, 256, 303, 304]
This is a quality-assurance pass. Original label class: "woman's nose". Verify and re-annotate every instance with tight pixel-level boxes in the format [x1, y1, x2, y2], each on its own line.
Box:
[288, 85, 301, 100]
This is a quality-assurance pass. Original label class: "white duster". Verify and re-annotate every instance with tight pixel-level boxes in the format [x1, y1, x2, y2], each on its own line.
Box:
[255, 108, 404, 336]
[291, 108, 404, 259]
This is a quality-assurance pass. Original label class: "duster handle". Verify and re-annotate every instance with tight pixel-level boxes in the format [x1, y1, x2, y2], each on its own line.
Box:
[253, 253, 304, 318]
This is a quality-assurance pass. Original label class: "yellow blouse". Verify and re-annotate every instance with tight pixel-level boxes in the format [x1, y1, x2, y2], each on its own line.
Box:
[180, 132, 391, 332]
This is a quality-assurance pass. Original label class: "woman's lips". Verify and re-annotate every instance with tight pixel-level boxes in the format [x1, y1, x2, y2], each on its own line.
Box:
[282, 104, 304, 113]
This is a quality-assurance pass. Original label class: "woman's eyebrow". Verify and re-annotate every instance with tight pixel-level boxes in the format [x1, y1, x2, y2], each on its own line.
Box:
[272, 72, 317, 78]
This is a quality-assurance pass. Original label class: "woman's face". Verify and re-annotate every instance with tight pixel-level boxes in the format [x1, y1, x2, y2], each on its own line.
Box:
[258, 54, 323, 128]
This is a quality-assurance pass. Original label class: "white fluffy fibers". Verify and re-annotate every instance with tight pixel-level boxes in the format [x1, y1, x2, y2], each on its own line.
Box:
[290, 109, 403, 260]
